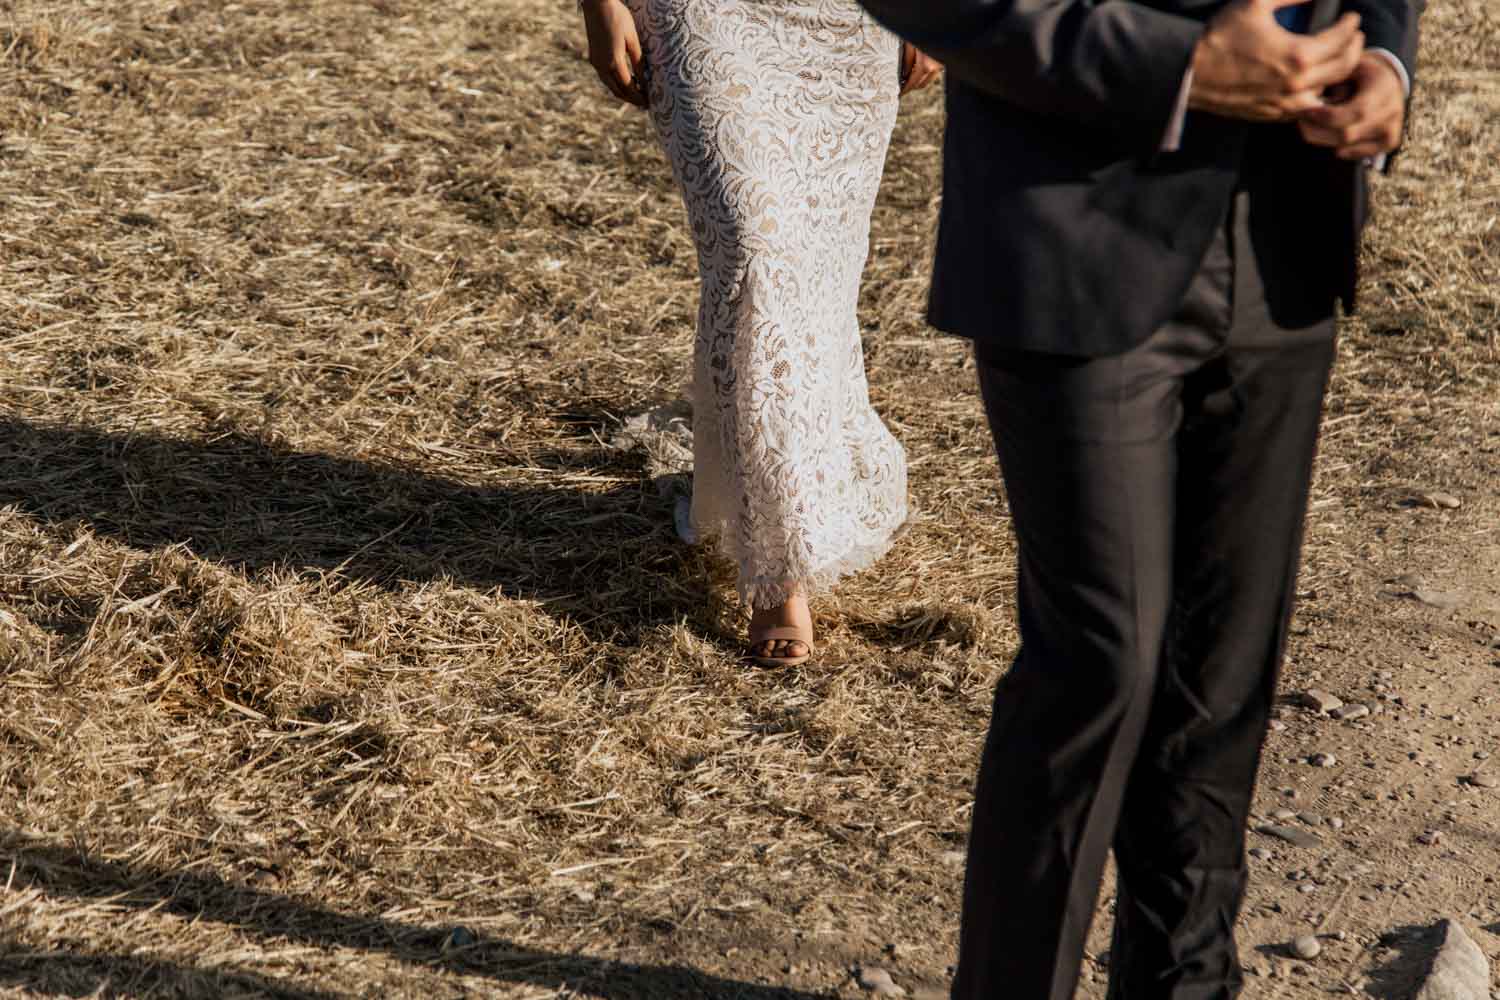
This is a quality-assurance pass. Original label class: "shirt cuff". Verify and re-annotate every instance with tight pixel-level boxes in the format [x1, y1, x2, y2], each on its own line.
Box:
[1160, 52, 1405, 160]
[1366, 49, 1410, 171]
[1368, 48, 1412, 99]
[1160, 67, 1193, 153]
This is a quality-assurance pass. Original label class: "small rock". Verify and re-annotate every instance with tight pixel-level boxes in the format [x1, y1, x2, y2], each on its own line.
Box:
[1412, 589, 1465, 611]
[1257, 824, 1322, 848]
[1291, 934, 1323, 960]
[1269, 719, 1288, 733]
[1333, 703, 1371, 721]
[1299, 884, 1316, 894]
[857, 967, 906, 997]
[1298, 813, 1325, 826]
[1475, 751, 1492, 761]
[940, 850, 966, 867]
[246, 868, 280, 889]
[1309, 752, 1338, 768]
[1328, 816, 1345, 830]
[1419, 491, 1462, 509]
[1468, 774, 1499, 789]
[1417, 830, 1443, 845]
[1272, 807, 1298, 822]
[1297, 690, 1343, 714]
[443, 926, 478, 951]
[1249, 848, 1272, 860]
[1413, 918, 1490, 1000]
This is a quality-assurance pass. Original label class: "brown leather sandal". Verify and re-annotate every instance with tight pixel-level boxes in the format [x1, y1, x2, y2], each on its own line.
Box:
[745, 625, 815, 668]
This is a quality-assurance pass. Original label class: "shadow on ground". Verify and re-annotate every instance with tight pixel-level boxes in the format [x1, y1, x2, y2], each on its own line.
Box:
[1362, 923, 1439, 1000]
[0, 831, 829, 1000]
[0, 417, 724, 645]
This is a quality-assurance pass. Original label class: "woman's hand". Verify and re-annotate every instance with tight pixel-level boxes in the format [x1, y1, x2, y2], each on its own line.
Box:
[582, 0, 647, 107]
[900, 43, 942, 96]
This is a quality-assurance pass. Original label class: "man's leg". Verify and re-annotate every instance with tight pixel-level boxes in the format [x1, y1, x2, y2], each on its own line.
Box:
[1106, 189, 1338, 999]
[952, 228, 1235, 1000]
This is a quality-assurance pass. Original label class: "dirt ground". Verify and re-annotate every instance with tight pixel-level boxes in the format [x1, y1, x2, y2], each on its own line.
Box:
[1, 1, 1497, 998]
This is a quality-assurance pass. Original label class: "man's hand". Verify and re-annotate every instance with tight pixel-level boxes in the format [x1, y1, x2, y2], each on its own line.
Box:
[1189, 0, 1365, 122]
[1296, 52, 1406, 158]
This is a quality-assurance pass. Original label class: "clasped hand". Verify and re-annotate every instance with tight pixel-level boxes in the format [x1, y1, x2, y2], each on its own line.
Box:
[1190, 0, 1406, 159]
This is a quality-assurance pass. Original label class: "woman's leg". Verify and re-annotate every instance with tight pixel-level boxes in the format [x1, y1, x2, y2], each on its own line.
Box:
[633, 0, 908, 638]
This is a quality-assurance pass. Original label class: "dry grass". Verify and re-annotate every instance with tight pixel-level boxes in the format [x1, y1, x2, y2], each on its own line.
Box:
[0, 0, 1495, 997]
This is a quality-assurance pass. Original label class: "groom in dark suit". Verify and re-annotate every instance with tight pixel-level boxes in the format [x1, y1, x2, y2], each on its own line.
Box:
[855, 0, 1420, 996]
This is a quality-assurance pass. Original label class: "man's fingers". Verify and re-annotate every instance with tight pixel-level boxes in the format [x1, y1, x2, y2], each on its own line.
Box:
[1287, 14, 1362, 78]
[1300, 89, 1374, 128]
[1297, 119, 1342, 146]
[1279, 88, 1331, 115]
[1287, 41, 1365, 95]
[1300, 111, 1398, 154]
[1336, 140, 1389, 159]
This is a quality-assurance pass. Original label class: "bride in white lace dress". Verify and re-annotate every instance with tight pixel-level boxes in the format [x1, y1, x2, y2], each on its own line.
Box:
[580, 0, 939, 665]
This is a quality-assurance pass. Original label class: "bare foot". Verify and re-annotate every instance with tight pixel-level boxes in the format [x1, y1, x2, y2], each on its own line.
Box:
[747, 593, 814, 664]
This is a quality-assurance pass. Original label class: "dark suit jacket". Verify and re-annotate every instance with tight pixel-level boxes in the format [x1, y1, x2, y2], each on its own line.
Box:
[860, 0, 1422, 356]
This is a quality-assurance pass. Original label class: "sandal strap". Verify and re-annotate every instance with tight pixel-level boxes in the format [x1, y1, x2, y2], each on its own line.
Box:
[752, 626, 814, 648]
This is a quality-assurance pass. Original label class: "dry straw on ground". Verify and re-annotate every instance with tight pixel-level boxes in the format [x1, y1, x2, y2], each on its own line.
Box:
[0, 0, 1496, 997]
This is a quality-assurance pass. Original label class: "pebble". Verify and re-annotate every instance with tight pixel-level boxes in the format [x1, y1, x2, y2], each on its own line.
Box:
[1412, 589, 1465, 611]
[1328, 817, 1345, 830]
[1291, 934, 1323, 960]
[1309, 752, 1338, 768]
[1257, 823, 1322, 848]
[1268, 720, 1288, 733]
[1413, 918, 1491, 1000]
[940, 850, 966, 867]
[443, 926, 478, 951]
[1469, 774, 1499, 789]
[1332, 703, 1371, 722]
[1272, 808, 1298, 822]
[1298, 690, 1343, 714]
[1249, 848, 1272, 860]
[1298, 813, 1325, 827]
[1417, 830, 1443, 845]
[857, 967, 906, 997]
[1475, 751, 1492, 760]
[1420, 491, 1462, 509]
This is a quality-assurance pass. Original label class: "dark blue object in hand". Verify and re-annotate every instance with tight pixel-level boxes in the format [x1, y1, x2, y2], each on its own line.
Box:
[1274, 2, 1313, 32]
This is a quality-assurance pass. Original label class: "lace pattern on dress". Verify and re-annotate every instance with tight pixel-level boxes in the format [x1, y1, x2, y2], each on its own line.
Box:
[631, 0, 909, 609]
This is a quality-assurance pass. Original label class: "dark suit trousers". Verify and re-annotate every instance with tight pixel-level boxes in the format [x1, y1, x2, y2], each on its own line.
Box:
[954, 189, 1337, 1000]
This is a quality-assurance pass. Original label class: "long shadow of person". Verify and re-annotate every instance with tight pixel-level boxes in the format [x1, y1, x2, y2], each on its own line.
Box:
[0, 416, 724, 647]
[0, 831, 829, 999]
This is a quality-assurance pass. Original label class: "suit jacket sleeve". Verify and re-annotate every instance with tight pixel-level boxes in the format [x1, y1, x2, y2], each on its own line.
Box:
[1341, 0, 1422, 78]
[858, 0, 1204, 150]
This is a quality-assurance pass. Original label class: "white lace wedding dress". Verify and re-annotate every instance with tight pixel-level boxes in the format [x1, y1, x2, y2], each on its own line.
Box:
[629, 0, 909, 609]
